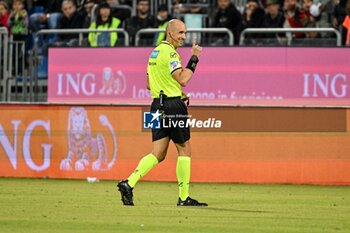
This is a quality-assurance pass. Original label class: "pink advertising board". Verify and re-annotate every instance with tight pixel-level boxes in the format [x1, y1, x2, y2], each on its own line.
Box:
[48, 47, 350, 106]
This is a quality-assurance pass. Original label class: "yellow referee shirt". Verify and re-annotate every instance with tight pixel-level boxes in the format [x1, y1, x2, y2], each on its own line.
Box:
[147, 41, 182, 98]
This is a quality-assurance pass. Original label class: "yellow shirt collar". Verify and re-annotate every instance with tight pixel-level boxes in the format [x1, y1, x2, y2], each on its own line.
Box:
[161, 41, 176, 50]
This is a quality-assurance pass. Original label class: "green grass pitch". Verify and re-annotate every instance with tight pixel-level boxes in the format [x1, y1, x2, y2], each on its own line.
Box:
[0, 178, 349, 233]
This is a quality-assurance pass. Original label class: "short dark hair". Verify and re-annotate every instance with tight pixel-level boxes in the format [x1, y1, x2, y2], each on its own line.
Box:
[13, 0, 25, 4]
[62, 0, 76, 7]
[158, 4, 168, 12]
[137, 0, 149, 4]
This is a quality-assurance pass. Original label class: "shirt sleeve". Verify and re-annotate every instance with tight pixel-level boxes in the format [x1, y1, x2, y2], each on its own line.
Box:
[169, 51, 182, 74]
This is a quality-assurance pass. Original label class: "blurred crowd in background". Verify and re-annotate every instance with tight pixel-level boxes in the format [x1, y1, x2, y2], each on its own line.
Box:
[0, 0, 349, 49]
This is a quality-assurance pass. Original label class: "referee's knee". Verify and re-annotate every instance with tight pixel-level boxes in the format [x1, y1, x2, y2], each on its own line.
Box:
[152, 151, 167, 163]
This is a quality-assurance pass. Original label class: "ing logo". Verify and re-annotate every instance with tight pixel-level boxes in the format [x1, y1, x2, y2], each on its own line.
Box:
[99, 67, 126, 95]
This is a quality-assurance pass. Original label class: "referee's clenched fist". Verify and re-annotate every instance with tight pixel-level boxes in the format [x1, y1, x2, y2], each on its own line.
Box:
[191, 40, 202, 58]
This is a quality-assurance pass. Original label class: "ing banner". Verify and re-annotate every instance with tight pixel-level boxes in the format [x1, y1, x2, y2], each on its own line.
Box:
[48, 47, 350, 106]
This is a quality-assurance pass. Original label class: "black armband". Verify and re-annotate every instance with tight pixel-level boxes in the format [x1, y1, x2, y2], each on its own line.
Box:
[186, 55, 199, 73]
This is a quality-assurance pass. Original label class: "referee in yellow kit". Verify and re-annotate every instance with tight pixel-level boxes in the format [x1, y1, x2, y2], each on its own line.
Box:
[117, 19, 207, 206]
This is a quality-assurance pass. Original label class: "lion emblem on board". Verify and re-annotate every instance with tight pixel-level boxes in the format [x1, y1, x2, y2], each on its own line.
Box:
[99, 67, 126, 95]
[60, 107, 118, 171]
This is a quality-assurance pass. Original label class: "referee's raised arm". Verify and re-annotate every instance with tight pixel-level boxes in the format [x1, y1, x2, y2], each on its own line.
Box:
[166, 19, 202, 87]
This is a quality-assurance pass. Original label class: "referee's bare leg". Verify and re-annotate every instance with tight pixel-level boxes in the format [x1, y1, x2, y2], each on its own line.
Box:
[152, 137, 170, 162]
